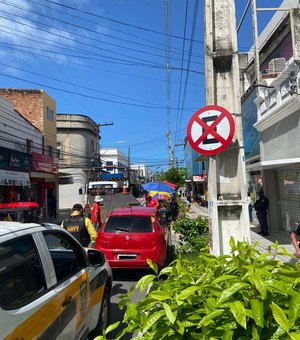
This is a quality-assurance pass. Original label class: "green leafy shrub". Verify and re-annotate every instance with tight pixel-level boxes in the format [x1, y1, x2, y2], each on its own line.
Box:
[172, 215, 208, 254]
[100, 238, 300, 339]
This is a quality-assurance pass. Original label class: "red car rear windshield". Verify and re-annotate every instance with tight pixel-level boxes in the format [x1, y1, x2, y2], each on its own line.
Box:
[104, 216, 153, 233]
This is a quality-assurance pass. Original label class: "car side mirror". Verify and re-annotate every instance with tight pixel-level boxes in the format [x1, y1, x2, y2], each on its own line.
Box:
[87, 249, 105, 266]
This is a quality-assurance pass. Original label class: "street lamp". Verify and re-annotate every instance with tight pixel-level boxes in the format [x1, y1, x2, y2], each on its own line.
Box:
[100, 140, 126, 155]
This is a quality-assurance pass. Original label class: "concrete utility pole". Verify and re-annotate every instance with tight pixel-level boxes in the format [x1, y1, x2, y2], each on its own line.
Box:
[251, 0, 261, 87]
[204, 0, 251, 255]
[290, 7, 300, 61]
[166, 130, 174, 168]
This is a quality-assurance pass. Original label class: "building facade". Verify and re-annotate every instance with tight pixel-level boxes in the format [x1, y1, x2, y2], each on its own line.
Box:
[184, 138, 208, 202]
[0, 97, 43, 203]
[99, 148, 129, 190]
[57, 114, 100, 209]
[0, 89, 58, 217]
[130, 163, 151, 196]
[241, 1, 300, 231]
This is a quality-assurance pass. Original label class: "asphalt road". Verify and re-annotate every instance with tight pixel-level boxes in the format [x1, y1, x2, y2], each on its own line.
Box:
[97, 192, 139, 223]
[109, 268, 152, 339]
[96, 193, 150, 339]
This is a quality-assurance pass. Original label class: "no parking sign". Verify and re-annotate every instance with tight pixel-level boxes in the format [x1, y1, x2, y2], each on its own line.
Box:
[187, 105, 235, 155]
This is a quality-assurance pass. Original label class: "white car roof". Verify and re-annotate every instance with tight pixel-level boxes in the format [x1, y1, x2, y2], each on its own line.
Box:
[0, 222, 61, 237]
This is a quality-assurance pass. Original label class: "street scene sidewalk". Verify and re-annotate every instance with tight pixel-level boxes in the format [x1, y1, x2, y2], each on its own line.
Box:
[187, 202, 297, 264]
[42, 209, 71, 226]
[45, 200, 297, 265]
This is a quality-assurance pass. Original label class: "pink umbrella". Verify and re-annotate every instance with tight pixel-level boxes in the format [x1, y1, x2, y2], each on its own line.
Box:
[163, 180, 177, 189]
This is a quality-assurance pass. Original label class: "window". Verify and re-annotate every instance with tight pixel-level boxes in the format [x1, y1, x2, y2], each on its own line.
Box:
[0, 236, 46, 309]
[57, 142, 63, 160]
[46, 107, 54, 121]
[104, 216, 153, 233]
[59, 176, 74, 185]
[44, 232, 86, 283]
[48, 145, 53, 157]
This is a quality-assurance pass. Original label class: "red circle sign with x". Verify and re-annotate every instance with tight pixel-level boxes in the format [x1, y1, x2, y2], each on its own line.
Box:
[187, 105, 235, 156]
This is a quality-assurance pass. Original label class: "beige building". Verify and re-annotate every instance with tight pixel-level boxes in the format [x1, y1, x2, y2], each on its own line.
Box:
[56, 114, 100, 209]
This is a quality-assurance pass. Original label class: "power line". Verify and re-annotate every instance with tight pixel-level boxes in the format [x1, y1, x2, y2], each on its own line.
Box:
[0, 6, 204, 69]
[43, 0, 203, 44]
[4, 0, 204, 60]
[174, 0, 200, 157]
[0, 72, 201, 110]
[174, 0, 189, 157]
[0, 37, 203, 74]
[0, 62, 165, 107]
[1, 0, 99, 126]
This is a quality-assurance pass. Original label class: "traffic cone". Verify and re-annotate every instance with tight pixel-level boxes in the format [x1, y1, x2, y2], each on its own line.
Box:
[121, 183, 129, 195]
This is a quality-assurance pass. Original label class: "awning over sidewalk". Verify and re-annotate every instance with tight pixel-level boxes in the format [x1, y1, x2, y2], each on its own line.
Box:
[0, 169, 30, 186]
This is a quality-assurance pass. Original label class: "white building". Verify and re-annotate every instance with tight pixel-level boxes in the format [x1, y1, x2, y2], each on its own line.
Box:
[130, 164, 151, 183]
[99, 148, 129, 189]
[100, 148, 128, 175]
[241, 0, 300, 232]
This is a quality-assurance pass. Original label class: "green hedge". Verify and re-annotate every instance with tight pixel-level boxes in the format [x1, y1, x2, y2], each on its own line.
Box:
[171, 215, 209, 255]
[98, 238, 300, 339]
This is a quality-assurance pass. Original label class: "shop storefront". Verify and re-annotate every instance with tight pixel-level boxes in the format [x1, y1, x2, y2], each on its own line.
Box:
[30, 152, 58, 218]
[276, 167, 300, 231]
[0, 147, 32, 203]
[193, 174, 208, 205]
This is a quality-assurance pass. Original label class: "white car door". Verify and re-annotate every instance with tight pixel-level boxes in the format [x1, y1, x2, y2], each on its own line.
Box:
[0, 232, 61, 340]
[42, 231, 94, 340]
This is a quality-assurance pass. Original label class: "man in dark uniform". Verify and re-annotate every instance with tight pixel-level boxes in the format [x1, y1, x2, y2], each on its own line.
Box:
[61, 203, 97, 247]
[254, 190, 269, 236]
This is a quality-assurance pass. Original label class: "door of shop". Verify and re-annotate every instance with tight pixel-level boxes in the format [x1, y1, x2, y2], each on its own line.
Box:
[276, 169, 300, 231]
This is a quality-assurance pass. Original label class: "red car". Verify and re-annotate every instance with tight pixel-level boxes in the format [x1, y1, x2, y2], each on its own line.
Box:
[94, 206, 171, 269]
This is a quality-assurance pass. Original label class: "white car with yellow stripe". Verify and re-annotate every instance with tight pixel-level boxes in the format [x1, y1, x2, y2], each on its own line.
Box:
[0, 222, 112, 340]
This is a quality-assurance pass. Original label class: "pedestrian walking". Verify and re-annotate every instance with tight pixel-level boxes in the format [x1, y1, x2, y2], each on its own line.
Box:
[49, 195, 57, 219]
[61, 203, 97, 247]
[254, 190, 269, 236]
[170, 196, 179, 221]
[91, 195, 103, 231]
[147, 197, 159, 208]
[290, 220, 300, 258]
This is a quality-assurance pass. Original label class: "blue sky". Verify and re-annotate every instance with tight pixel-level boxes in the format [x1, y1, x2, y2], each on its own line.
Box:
[0, 0, 284, 170]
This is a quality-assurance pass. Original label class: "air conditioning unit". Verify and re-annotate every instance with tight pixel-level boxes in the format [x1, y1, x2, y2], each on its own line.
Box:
[268, 58, 286, 73]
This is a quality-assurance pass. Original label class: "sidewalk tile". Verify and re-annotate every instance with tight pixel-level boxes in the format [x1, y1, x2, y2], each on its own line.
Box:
[186, 202, 298, 264]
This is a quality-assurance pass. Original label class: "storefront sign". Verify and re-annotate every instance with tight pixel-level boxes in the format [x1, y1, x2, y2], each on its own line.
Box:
[0, 169, 30, 186]
[193, 175, 206, 182]
[32, 152, 58, 173]
[0, 147, 32, 171]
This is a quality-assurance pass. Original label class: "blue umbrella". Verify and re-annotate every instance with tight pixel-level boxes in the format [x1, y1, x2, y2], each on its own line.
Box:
[142, 181, 176, 194]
